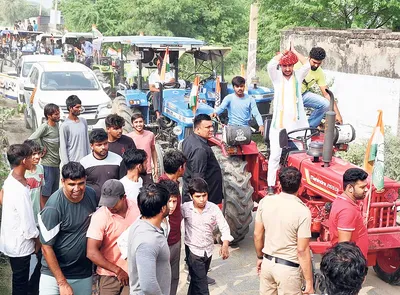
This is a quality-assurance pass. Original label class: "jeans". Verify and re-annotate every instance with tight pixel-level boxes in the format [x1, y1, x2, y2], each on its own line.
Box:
[9, 255, 31, 295]
[302, 91, 329, 128]
[185, 245, 211, 295]
[169, 241, 181, 295]
[42, 166, 60, 197]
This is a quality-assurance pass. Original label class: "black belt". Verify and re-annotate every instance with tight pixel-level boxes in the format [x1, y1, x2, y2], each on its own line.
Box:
[264, 254, 299, 268]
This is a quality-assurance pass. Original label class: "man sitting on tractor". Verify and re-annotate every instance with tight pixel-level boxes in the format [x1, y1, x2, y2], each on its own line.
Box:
[211, 76, 265, 135]
[295, 47, 343, 127]
[267, 44, 310, 195]
[149, 58, 175, 120]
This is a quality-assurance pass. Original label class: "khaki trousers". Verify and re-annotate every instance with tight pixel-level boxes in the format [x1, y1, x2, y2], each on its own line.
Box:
[99, 275, 129, 295]
[259, 257, 302, 295]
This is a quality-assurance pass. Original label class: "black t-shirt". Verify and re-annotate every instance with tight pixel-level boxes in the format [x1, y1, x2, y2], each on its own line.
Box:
[38, 187, 97, 279]
[108, 135, 136, 156]
[182, 133, 223, 204]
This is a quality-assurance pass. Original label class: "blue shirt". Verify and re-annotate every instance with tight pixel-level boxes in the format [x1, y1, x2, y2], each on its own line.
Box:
[82, 41, 93, 56]
[33, 24, 38, 31]
[215, 93, 263, 126]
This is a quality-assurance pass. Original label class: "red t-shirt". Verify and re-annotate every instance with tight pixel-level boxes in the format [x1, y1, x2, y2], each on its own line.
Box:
[158, 174, 182, 246]
[328, 194, 368, 258]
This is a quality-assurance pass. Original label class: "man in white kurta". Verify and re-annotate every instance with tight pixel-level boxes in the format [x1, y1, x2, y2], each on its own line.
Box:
[267, 49, 311, 194]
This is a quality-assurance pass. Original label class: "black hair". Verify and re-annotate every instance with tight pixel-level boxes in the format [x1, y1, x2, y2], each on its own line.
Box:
[65, 95, 81, 111]
[193, 114, 211, 129]
[137, 183, 170, 218]
[131, 112, 144, 123]
[44, 103, 59, 120]
[105, 114, 125, 128]
[61, 162, 86, 180]
[158, 179, 180, 197]
[188, 177, 209, 196]
[79, 36, 85, 42]
[163, 150, 186, 174]
[89, 128, 108, 144]
[232, 76, 246, 87]
[343, 168, 368, 191]
[23, 139, 42, 154]
[320, 242, 368, 295]
[309, 47, 326, 61]
[7, 144, 32, 168]
[278, 167, 302, 194]
[122, 148, 147, 170]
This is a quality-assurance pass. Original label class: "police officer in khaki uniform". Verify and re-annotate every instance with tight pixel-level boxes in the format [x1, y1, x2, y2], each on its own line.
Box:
[254, 167, 314, 295]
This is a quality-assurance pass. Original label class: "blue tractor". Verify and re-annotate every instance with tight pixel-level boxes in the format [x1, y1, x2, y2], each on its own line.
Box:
[112, 38, 274, 153]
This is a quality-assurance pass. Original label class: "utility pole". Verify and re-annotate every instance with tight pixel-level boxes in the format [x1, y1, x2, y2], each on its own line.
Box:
[246, 2, 259, 83]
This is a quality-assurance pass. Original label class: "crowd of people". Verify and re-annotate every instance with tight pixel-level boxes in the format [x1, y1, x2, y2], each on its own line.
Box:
[14, 20, 38, 32]
[0, 43, 370, 295]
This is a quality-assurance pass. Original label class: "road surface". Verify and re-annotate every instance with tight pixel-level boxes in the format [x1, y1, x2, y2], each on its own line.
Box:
[175, 212, 400, 295]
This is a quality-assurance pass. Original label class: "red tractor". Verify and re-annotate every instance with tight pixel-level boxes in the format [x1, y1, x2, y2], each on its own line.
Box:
[209, 90, 400, 285]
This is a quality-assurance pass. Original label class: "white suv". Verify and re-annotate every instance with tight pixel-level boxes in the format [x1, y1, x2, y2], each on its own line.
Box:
[16, 55, 62, 104]
[23, 61, 112, 130]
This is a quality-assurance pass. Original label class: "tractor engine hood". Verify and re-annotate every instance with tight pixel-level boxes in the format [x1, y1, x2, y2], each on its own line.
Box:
[163, 89, 214, 126]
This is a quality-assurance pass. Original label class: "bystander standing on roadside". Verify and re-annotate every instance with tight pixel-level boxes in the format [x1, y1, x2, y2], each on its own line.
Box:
[28, 103, 61, 206]
[119, 148, 147, 201]
[254, 167, 314, 295]
[59, 95, 90, 165]
[38, 162, 97, 295]
[128, 183, 171, 295]
[158, 149, 186, 295]
[320, 242, 368, 295]
[127, 113, 158, 184]
[158, 179, 181, 295]
[328, 168, 369, 258]
[23, 140, 45, 295]
[0, 144, 40, 295]
[106, 114, 136, 156]
[182, 114, 223, 205]
[80, 128, 123, 202]
[182, 178, 233, 294]
[87, 179, 140, 295]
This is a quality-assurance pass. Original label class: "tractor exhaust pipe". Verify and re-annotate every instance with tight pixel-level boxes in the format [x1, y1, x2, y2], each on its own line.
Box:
[322, 89, 336, 167]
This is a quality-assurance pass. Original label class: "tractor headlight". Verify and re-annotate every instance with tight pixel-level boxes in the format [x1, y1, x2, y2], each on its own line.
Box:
[173, 126, 183, 136]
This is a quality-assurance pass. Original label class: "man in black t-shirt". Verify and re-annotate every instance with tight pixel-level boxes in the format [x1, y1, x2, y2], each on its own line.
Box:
[106, 114, 136, 156]
[38, 162, 97, 295]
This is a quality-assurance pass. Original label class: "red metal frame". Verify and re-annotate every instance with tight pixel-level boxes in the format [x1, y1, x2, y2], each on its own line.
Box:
[209, 136, 400, 268]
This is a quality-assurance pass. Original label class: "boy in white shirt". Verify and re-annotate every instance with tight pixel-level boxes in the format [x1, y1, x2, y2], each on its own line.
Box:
[0, 144, 40, 294]
[119, 149, 147, 201]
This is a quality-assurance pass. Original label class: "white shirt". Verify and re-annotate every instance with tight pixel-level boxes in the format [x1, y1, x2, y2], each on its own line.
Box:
[0, 173, 39, 257]
[119, 176, 143, 202]
[181, 201, 233, 257]
[149, 70, 174, 87]
[267, 59, 310, 134]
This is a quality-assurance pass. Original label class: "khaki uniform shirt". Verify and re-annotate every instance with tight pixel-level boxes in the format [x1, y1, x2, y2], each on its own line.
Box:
[255, 192, 311, 264]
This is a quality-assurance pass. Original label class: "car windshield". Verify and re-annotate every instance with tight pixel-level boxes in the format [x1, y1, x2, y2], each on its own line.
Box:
[40, 71, 100, 91]
[22, 62, 34, 77]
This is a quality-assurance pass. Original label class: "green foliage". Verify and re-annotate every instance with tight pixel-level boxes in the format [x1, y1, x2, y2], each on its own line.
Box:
[257, 0, 400, 67]
[0, 0, 42, 26]
[0, 107, 16, 129]
[338, 127, 400, 181]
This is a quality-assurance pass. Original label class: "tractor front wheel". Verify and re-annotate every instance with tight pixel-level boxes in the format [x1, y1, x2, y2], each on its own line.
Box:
[112, 96, 134, 134]
[94, 69, 113, 97]
[373, 248, 400, 285]
[212, 146, 254, 244]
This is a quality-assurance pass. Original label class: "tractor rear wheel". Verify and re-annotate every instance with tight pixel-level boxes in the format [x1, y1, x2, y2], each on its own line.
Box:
[93, 69, 113, 97]
[373, 248, 400, 285]
[212, 146, 254, 244]
[112, 96, 134, 134]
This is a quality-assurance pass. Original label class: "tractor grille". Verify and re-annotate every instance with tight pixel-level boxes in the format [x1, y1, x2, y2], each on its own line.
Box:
[60, 105, 98, 114]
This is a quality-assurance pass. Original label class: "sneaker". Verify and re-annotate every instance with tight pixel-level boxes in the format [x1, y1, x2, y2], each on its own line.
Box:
[267, 186, 275, 195]
[186, 275, 216, 285]
[207, 276, 216, 285]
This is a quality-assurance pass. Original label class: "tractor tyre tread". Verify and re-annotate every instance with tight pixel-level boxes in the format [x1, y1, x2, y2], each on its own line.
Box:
[112, 96, 133, 134]
[212, 146, 254, 244]
[93, 69, 113, 97]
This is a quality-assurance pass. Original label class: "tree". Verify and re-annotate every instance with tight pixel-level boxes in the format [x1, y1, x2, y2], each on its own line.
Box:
[257, 0, 400, 66]
[0, 0, 41, 26]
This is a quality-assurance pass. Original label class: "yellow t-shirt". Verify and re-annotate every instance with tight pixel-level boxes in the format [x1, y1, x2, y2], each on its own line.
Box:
[294, 62, 327, 94]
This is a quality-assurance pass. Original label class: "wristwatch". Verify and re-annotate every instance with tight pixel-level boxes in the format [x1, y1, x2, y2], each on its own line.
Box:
[257, 255, 264, 259]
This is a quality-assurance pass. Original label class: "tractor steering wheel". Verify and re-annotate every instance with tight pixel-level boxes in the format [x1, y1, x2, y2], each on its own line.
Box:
[162, 81, 180, 89]
[287, 127, 321, 150]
